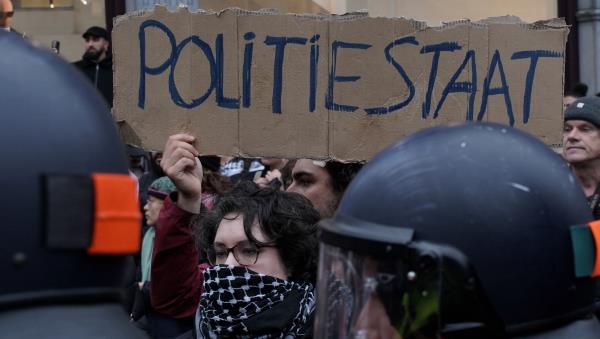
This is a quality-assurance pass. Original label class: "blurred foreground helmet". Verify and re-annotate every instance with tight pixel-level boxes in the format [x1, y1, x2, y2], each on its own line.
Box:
[0, 32, 141, 309]
[316, 123, 600, 338]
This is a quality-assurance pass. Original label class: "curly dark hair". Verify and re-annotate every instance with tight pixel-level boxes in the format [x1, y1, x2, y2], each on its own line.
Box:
[196, 181, 320, 283]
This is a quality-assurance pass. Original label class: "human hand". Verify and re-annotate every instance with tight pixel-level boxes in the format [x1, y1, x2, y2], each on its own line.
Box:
[161, 134, 203, 213]
[264, 169, 282, 182]
[255, 169, 283, 189]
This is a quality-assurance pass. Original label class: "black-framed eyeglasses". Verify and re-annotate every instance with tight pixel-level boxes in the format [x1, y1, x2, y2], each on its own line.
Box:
[0, 11, 14, 18]
[206, 240, 277, 266]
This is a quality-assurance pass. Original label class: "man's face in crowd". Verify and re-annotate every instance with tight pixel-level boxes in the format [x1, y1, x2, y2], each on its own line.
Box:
[287, 159, 339, 219]
[83, 35, 109, 61]
[562, 120, 600, 164]
[0, 0, 14, 29]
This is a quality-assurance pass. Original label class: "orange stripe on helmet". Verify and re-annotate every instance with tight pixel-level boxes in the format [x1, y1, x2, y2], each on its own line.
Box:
[589, 220, 600, 277]
[87, 173, 141, 255]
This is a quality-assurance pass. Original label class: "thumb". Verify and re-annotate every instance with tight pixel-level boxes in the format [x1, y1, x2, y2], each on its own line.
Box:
[194, 157, 204, 179]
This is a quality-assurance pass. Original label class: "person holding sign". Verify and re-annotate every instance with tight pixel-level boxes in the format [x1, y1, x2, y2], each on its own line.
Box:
[130, 176, 196, 338]
[563, 96, 600, 219]
[151, 134, 320, 338]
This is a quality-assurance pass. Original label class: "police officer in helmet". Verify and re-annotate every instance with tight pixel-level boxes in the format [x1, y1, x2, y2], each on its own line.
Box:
[0, 31, 147, 337]
[315, 123, 600, 338]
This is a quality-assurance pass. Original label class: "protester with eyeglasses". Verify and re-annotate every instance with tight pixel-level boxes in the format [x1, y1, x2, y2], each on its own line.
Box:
[150, 134, 320, 338]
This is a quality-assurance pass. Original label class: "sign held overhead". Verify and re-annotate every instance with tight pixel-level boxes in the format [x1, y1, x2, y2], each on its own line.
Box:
[113, 7, 568, 161]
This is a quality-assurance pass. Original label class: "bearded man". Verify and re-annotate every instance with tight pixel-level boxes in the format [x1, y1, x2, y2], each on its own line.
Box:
[73, 26, 113, 106]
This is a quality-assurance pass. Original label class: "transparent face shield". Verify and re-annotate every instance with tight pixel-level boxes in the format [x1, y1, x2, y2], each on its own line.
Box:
[314, 227, 502, 339]
[314, 242, 442, 339]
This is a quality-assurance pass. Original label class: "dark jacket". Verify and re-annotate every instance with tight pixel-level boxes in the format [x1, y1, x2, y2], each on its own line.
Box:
[73, 55, 113, 106]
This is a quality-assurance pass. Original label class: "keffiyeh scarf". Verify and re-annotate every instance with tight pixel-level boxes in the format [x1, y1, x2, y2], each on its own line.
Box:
[196, 265, 315, 338]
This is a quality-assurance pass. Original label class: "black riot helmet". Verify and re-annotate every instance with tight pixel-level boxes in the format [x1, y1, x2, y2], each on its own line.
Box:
[0, 31, 141, 309]
[315, 123, 600, 338]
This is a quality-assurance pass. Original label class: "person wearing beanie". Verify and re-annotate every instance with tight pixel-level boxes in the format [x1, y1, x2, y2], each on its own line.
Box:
[131, 177, 194, 338]
[563, 96, 600, 219]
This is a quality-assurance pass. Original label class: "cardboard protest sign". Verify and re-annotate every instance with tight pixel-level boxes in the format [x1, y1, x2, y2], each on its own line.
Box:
[113, 7, 568, 161]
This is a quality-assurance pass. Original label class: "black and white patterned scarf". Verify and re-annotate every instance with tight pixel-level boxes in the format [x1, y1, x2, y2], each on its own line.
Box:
[196, 265, 315, 338]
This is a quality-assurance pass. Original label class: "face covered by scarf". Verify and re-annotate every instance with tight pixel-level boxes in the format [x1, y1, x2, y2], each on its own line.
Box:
[196, 265, 315, 338]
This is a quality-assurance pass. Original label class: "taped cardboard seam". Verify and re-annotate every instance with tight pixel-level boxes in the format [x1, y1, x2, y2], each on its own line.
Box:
[485, 20, 490, 124]
[326, 17, 332, 161]
[440, 16, 567, 30]
[558, 25, 569, 145]
[223, 7, 279, 17]
[234, 10, 242, 157]
[115, 7, 568, 33]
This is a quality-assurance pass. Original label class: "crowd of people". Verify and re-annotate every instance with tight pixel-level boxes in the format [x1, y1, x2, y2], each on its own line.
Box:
[88, 89, 600, 338]
[4, 7, 600, 338]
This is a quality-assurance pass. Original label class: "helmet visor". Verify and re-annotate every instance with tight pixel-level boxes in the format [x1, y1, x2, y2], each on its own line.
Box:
[314, 242, 442, 339]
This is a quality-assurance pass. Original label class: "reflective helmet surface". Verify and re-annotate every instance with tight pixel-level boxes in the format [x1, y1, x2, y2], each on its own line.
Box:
[0, 31, 140, 306]
[316, 123, 595, 337]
